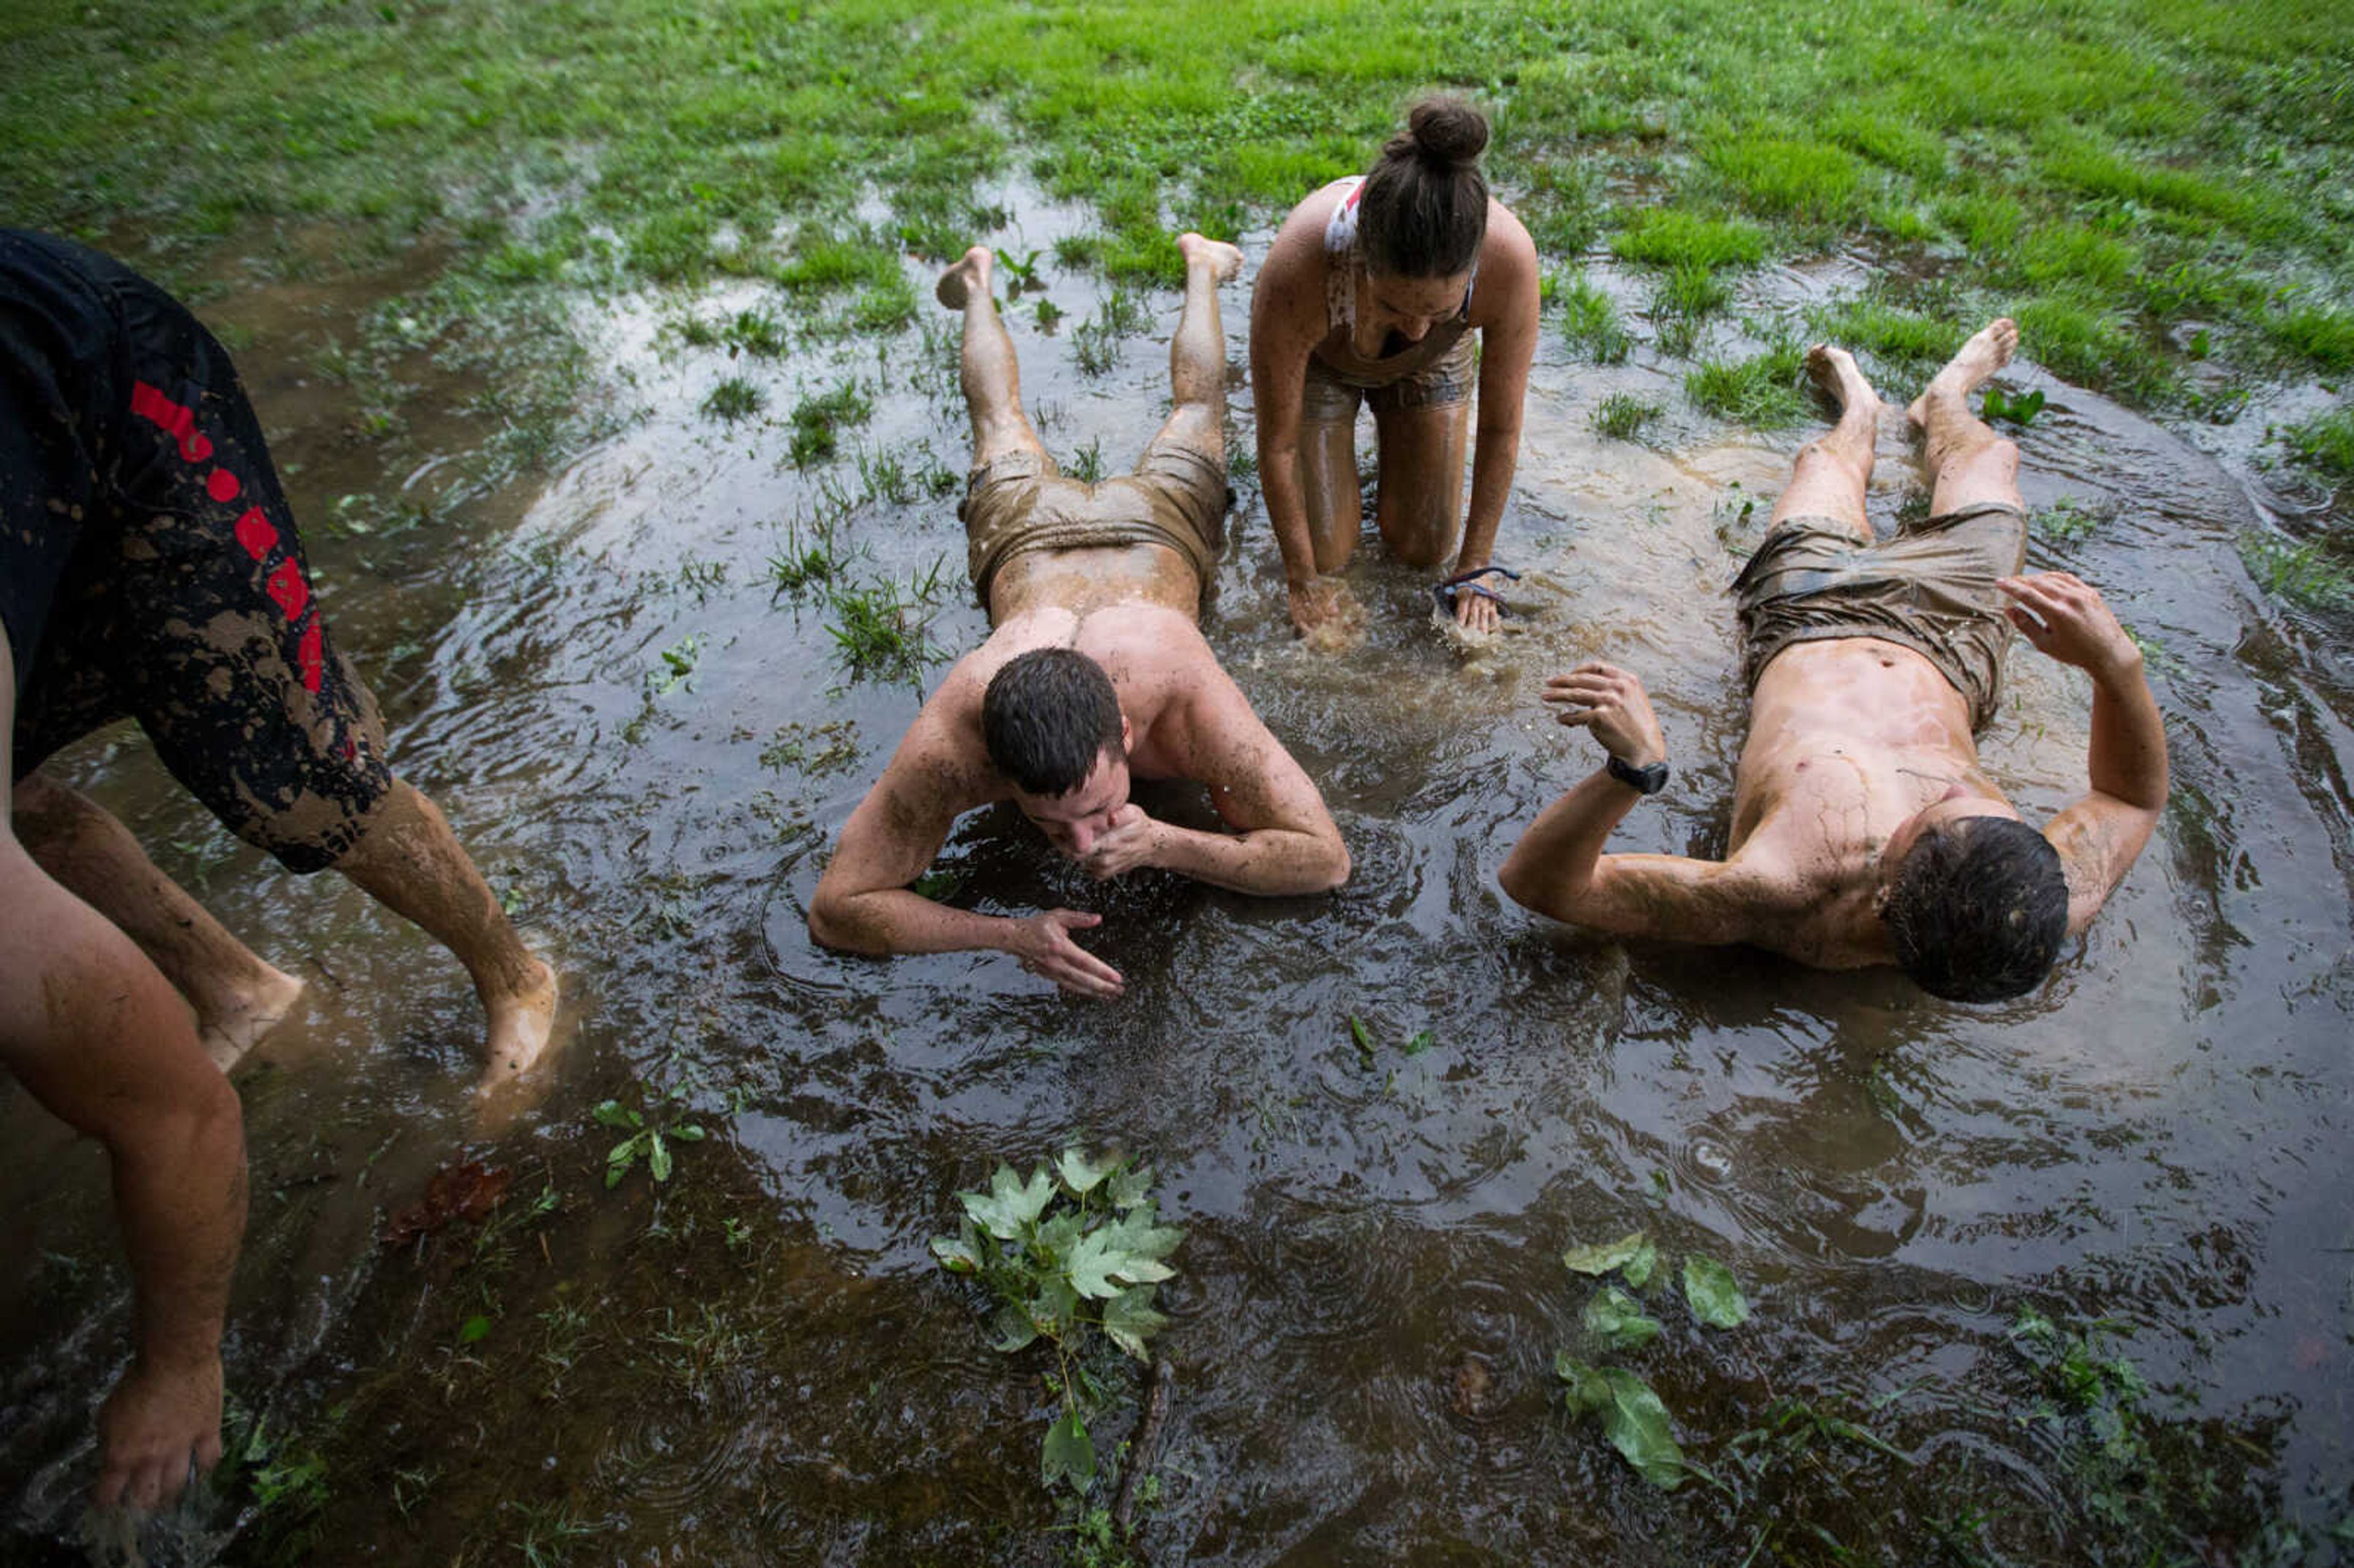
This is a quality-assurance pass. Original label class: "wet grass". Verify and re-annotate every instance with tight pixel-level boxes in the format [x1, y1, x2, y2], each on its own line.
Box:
[1591, 394, 1664, 442]
[1554, 271, 1631, 364]
[2286, 406, 2354, 482]
[1685, 345, 1808, 427]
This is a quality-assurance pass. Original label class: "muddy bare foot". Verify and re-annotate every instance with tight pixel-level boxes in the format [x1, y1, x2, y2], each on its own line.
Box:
[1908, 317, 2019, 430]
[478, 957, 561, 1084]
[1805, 343, 1881, 428]
[196, 964, 307, 1073]
[935, 244, 992, 310]
[1177, 232, 1243, 286]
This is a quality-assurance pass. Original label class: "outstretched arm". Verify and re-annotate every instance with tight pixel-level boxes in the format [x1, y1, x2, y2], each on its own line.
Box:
[2, 647, 243, 1512]
[1075, 676, 1350, 896]
[1498, 663, 1760, 943]
[1450, 207, 1541, 634]
[1250, 216, 1347, 637]
[2000, 573, 2168, 934]
[807, 729, 1126, 999]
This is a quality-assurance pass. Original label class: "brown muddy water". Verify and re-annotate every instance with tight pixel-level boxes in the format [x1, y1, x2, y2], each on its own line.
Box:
[4, 184, 2352, 1566]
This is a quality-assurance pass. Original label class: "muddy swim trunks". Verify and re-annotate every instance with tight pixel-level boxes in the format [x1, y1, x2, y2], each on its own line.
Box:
[961, 433, 1230, 610]
[1, 229, 390, 872]
[1732, 500, 2029, 731]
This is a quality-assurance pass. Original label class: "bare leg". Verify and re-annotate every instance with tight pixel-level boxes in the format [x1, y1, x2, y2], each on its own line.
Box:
[1371, 397, 1471, 567]
[332, 778, 557, 1090]
[1908, 318, 2022, 516]
[939, 245, 1047, 470]
[1767, 344, 1884, 542]
[1148, 233, 1243, 457]
[11, 771, 302, 1071]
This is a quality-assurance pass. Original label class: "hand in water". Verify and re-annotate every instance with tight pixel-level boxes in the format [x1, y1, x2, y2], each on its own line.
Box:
[1452, 581, 1502, 636]
[1076, 804, 1160, 880]
[1008, 910, 1124, 999]
[1286, 577, 1346, 638]
[1542, 662, 1667, 767]
[1998, 573, 2139, 680]
[96, 1353, 223, 1512]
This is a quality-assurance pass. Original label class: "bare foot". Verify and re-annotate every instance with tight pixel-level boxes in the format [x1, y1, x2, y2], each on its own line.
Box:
[1177, 232, 1243, 286]
[478, 958, 560, 1084]
[1805, 342, 1881, 427]
[936, 245, 992, 310]
[1908, 318, 2019, 431]
[196, 964, 306, 1073]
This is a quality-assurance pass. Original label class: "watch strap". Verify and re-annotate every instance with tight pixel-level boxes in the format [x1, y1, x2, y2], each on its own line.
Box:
[1606, 754, 1670, 795]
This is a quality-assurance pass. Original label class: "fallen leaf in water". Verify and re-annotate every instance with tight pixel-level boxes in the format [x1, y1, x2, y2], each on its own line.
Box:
[383, 1161, 513, 1246]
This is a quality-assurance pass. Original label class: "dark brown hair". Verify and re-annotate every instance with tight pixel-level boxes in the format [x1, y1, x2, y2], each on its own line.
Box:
[1357, 96, 1491, 278]
[1883, 815, 2069, 1002]
[981, 647, 1125, 796]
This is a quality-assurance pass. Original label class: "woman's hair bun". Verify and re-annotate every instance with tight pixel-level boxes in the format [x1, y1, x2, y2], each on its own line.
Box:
[1407, 96, 1489, 167]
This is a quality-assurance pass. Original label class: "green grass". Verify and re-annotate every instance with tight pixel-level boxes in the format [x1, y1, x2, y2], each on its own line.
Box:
[2, 0, 2348, 462]
[1686, 345, 1808, 427]
[1591, 394, 1664, 441]
[2286, 406, 2354, 481]
[1808, 295, 1964, 376]
[2241, 533, 2353, 611]
[787, 381, 874, 468]
[1610, 210, 1767, 272]
[701, 378, 764, 422]
[1555, 272, 1631, 364]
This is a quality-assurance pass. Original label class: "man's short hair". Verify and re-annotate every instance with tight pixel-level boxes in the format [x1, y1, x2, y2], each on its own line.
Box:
[981, 647, 1124, 796]
[1883, 815, 2069, 1002]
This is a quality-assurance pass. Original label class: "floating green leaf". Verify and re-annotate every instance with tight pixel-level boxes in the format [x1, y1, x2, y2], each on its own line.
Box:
[457, 1315, 492, 1345]
[1103, 1164, 1154, 1211]
[1555, 1352, 1612, 1415]
[669, 1123, 707, 1143]
[991, 1301, 1038, 1353]
[1583, 1285, 1664, 1352]
[1563, 1232, 1650, 1277]
[1348, 1014, 1376, 1060]
[1041, 1409, 1096, 1491]
[1623, 1238, 1659, 1288]
[1102, 1285, 1170, 1361]
[647, 1131, 672, 1183]
[1683, 1255, 1751, 1328]
[1599, 1369, 1685, 1489]
[1056, 1147, 1119, 1194]
[1401, 1030, 1435, 1056]
[961, 1163, 1056, 1239]
[929, 1225, 982, 1274]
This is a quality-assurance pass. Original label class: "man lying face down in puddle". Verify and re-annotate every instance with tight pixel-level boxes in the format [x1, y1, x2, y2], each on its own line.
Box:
[807, 237, 1350, 997]
[0, 230, 561, 1512]
[1501, 320, 2169, 1002]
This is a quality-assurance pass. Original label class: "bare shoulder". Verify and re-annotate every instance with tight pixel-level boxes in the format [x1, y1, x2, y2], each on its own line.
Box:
[1254, 183, 1348, 311]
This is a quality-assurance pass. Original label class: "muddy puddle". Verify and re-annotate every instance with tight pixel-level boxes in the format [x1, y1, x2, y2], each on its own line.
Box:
[4, 178, 2351, 1565]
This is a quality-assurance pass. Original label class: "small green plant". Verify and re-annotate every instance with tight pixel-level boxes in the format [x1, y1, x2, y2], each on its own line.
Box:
[1035, 297, 1066, 330]
[649, 634, 701, 696]
[701, 378, 764, 422]
[2034, 494, 2104, 544]
[592, 1095, 708, 1188]
[725, 308, 788, 357]
[1591, 393, 1664, 441]
[2241, 533, 2353, 611]
[788, 379, 874, 467]
[1068, 437, 1106, 484]
[932, 1151, 1183, 1495]
[1982, 384, 2046, 425]
[858, 443, 915, 504]
[1556, 270, 1631, 363]
[1685, 344, 1808, 426]
[826, 575, 944, 682]
[2285, 405, 2354, 481]
[996, 246, 1045, 291]
[768, 517, 846, 594]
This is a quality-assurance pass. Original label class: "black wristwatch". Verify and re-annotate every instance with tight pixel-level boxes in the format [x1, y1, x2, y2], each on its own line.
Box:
[1606, 754, 1671, 795]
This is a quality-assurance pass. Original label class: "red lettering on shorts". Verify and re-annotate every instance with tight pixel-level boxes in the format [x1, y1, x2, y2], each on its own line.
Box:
[297, 620, 324, 694]
[235, 508, 279, 560]
[206, 469, 240, 503]
[265, 558, 310, 621]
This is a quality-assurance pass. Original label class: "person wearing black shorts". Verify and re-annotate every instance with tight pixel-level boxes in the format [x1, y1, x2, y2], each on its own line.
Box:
[1, 229, 560, 1512]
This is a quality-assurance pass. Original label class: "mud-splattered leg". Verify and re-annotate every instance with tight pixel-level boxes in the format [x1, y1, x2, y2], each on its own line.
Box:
[1908, 318, 2023, 516]
[10, 771, 302, 1071]
[332, 778, 558, 1093]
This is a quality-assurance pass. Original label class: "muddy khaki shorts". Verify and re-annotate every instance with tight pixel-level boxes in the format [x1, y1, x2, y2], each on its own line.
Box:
[1732, 500, 2029, 731]
[2, 229, 391, 873]
[961, 434, 1230, 609]
[1300, 333, 1476, 424]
